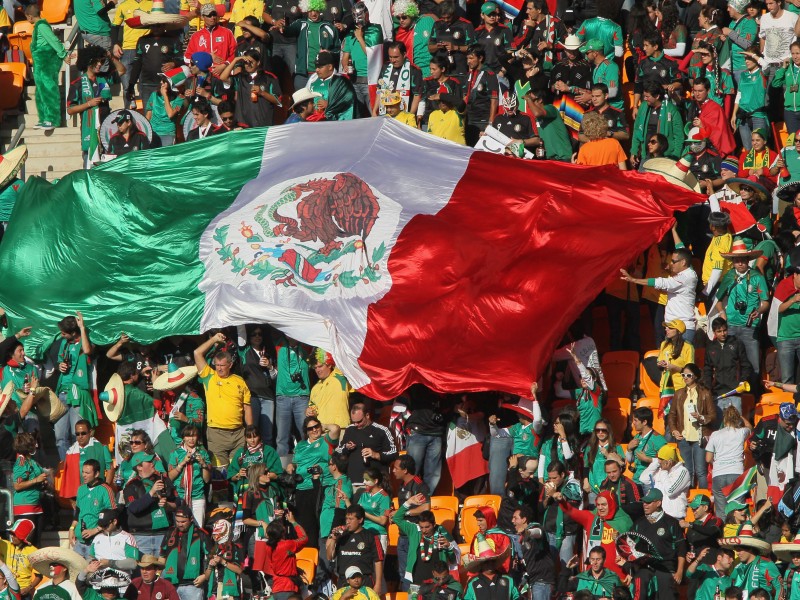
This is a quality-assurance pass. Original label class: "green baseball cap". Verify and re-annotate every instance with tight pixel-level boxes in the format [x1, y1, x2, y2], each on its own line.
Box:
[581, 39, 604, 52]
[641, 488, 663, 503]
[688, 494, 711, 509]
[131, 451, 156, 468]
[726, 500, 748, 515]
[481, 2, 500, 14]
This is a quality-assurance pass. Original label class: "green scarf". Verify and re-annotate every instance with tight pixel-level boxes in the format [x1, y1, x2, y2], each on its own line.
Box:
[775, 424, 796, 461]
[163, 524, 204, 583]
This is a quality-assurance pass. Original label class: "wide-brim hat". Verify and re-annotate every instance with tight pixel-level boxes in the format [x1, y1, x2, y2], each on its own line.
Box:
[137, 554, 166, 568]
[728, 176, 769, 202]
[33, 387, 67, 423]
[462, 535, 511, 572]
[642, 157, 701, 193]
[89, 568, 132, 590]
[0, 381, 15, 416]
[101, 109, 153, 149]
[101, 373, 125, 422]
[719, 522, 773, 555]
[776, 181, 800, 203]
[290, 88, 321, 109]
[126, 0, 189, 29]
[773, 533, 800, 561]
[616, 532, 662, 563]
[499, 397, 534, 420]
[720, 238, 763, 260]
[0, 145, 27, 189]
[29, 548, 88, 583]
[8, 518, 35, 543]
[153, 363, 198, 391]
[559, 34, 582, 50]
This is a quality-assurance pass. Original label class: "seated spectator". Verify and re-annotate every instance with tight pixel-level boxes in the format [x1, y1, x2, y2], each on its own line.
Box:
[381, 91, 419, 127]
[89, 509, 140, 573]
[107, 110, 151, 156]
[342, 467, 391, 551]
[568, 547, 622, 597]
[286, 89, 322, 123]
[185, 98, 220, 140]
[331, 566, 381, 600]
[125, 554, 179, 600]
[427, 93, 466, 144]
[680, 494, 722, 554]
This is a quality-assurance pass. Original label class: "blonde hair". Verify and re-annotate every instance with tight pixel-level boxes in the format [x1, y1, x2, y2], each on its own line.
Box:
[581, 111, 609, 141]
[722, 405, 744, 428]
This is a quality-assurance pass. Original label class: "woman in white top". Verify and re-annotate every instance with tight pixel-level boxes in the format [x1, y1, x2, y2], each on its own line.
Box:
[705, 405, 752, 518]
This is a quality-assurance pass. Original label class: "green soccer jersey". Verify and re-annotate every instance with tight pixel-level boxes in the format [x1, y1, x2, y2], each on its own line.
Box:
[729, 17, 758, 72]
[594, 60, 622, 109]
[688, 564, 732, 600]
[168, 446, 212, 500]
[75, 481, 116, 540]
[715, 268, 769, 327]
[358, 488, 391, 535]
[576, 17, 622, 59]
[342, 24, 384, 77]
[320, 474, 353, 537]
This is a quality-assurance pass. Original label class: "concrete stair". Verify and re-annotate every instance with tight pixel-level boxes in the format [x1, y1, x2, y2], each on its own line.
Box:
[1, 74, 126, 182]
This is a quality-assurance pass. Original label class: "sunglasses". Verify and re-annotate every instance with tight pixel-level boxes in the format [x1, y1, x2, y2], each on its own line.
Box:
[681, 373, 695, 378]
[594, 428, 608, 433]
[399, 14, 412, 18]
[306, 424, 322, 431]
[250, 331, 262, 336]
[131, 440, 144, 445]
[670, 259, 683, 264]
[487, 11, 501, 15]
[76, 431, 89, 437]
[647, 139, 659, 144]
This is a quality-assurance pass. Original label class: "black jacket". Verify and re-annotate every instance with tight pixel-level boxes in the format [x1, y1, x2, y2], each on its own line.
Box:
[701, 335, 753, 396]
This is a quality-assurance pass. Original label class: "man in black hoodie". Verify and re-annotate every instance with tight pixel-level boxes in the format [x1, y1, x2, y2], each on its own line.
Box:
[702, 317, 753, 424]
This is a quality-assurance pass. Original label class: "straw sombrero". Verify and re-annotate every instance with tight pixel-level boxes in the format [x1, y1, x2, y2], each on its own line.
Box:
[720, 238, 763, 260]
[126, 0, 188, 29]
[728, 176, 769, 202]
[773, 532, 800, 561]
[29, 548, 88, 582]
[642, 157, 702, 193]
[100, 374, 125, 422]
[718, 522, 773, 556]
[462, 533, 511, 572]
[0, 381, 15, 416]
[0, 145, 27, 190]
[153, 362, 198, 391]
[31, 387, 66, 423]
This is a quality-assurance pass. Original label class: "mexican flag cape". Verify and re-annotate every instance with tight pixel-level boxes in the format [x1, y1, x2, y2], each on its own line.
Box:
[446, 421, 488, 488]
[0, 119, 702, 399]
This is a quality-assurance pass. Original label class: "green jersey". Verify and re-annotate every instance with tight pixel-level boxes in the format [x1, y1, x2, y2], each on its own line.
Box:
[168, 446, 212, 500]
[342, 24, 384, 77]
[75, 481, 116, 540]
[594, 60, 622, 109]
[688, 564, 732, 600]
[576, 17, 622, 59]
[118, 384, 155, 425]
[320, 474, 353, 537]
[357, 488, 391, 535]
[715, 268, 769, 327]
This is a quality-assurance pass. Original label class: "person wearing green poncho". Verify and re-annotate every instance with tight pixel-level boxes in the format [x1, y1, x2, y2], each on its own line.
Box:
[160, 506, 214, 599]
[308, 51, 358, 120]
[227, 426, 283, 501]
[570, 547, 623, 597]
[52, 313, 95, 461]
[25, 4, 68, 130]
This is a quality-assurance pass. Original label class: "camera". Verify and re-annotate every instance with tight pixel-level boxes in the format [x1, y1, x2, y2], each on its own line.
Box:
[276, 471, 304, 510]
[307, 465, 323, 476]
[290, 372, 307, 390]
[734, 300, 748, 314]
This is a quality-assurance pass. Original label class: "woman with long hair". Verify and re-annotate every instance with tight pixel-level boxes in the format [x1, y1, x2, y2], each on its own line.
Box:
[733, 47, 769, 150]
[626, 4, 657, 79]
[582, 418, 624, 505]
[167, 425, 212, 526]
[738, 128, 777, 182]
[240, 463, 281, 564]
[705, 405, 752, 517]
[657, 0, 687, 57]
[340, 466, 391, 551]
[656, 319, 695, 419]
[689, 6, 727, 72]
[537, 411, 581, 482]
[228, 425, 282, 502]
[257, 513, 308, 600]
[12, 433, 47, 547]
[691, 42, 735, 109]
[666, 363, 716, 489]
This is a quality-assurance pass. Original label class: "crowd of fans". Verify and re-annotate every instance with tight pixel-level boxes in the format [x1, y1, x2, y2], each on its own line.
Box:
[9, 0, 800, 598]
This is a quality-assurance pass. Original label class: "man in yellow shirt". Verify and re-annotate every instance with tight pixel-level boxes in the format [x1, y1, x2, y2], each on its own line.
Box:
[701, 212, 732, 297]
[194, 332, 252, 467]
[112, 0, 153, 107]
[331, 567, 381, 600]
[230, 0, 265, 38]
[427, 93, 465, 145]
[308, 349, 351, 428]
[0, 519, 42, 598]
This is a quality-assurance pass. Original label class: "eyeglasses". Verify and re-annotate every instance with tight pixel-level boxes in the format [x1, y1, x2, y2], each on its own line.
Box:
[681, 373, 695, 378]
[594, 428, 608, 433]
[399, 14, 412, 18]
[670, 259, 683, 264]
[306, 424, 322, 431]
[76, 431, 89, 437]
[647, 139, 659, 145]
[131, 440, 144, 445]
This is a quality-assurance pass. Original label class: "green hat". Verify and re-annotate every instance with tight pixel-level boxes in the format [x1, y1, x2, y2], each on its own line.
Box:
[481, 2, 500, 14]
[688, 494, 711, 509]
[641, 488, 663, 503]
[726, 500, 748, 515]
[581, 39, 604, 52]
[131, 452, 156, 468]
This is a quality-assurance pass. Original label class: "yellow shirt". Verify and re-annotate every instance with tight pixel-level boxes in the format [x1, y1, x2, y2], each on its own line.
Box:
[428, 109, 465, 144]
[0, 540, 40, 591]
[230, 0, 265, 38]
[179, 0, 218, 30]
[112, 0, 153, 50]
[682, 386, 701, 442]
[309, 368, 351, 428]
[199, 365, 251, 429]
[332, 586, 381, 600]
[657, 340, 695, 391]
[391, 111, 418, 128]
[702, 233, 732, 285]
[0, 8, 11, 29]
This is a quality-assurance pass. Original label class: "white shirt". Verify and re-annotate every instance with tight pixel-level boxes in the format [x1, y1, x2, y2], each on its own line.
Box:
[652, 268, 698, 330]
[640, 462, 691, 519]
[759, 9, 798, 64]
[39, 581, 81, 600]
[706, 426, 751, 477]
[91, 529, 139, 561]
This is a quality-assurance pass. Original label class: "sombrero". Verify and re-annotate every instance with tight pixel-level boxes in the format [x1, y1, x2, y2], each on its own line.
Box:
[0, 145, 27, 189]
[775, 180, 800, 203]
[100, 109, 153, 149]
[499, 397, 535, 420]
[100, 374, 125, 422]
[642, 157, 702, 193]
[125, 0, 188, 29]
[88, 568, 131, 590]
[728, 176, 769, 202]
[29, 548, 88, 583]
[0, 381, 15, 416]
[32, 387, 66, 423]
[773, 532, 800, 561]
[559, 34, 582, 50]
[462, 533, 511, 572]
[718, 521, 773, 555]
[720, 238, 763, 260]
[616, 531, 662, 564]
[153, 362, 198, 391]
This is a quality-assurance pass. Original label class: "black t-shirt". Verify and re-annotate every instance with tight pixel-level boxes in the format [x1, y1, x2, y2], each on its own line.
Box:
[492, 113, 534, 141]
[398, 477, 431, 525]
[421, 76, 462, 123]
[518, 526, 555, 584]
[588, 105, 628, 135]
[549, 59, 592, 92]
[233, 70, 282, 127]
[108, 131, 150, 155]
[688, 150, 721, 181]
[646, 105, 660, 141]
[334, 528, 384, 579]
[431, 18, 476, 79]
[474, 25, 512, 71]
[155, 338, 195, 367]
[135, 33, 184, 87]
[466, 67, 499, 122]
[266, 0, 302, 44]
[632, 514, 687, 573]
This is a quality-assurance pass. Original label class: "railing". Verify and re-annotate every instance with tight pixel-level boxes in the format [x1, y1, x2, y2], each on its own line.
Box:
[6, 122, 25, 179]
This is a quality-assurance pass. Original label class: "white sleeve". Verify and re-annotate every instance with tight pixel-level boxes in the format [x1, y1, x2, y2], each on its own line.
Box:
[532, 400, 544, 434]
[561, 440, 574, 460]
[639, 460, 659, 484]
[554, 381, 572, 399]
[663, 42, 686, 57]
[704, 269, 722, 295]
[538, 456, 545, 479]
[0, 563, 18, 592]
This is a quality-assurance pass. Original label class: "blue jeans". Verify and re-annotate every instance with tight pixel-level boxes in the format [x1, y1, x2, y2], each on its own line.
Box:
[177, 584, 205, 600]
[54, 399, 82, 461]
[73, 540, 92, 559]
[405, 433, 443, 493]
[488, 436, 513, 495]
[531, 582, 552, 600]
[712, 473, 739, 518]
[134, 533, 165, 556]
[683, 329, 696, 345]
[546, 532, 575, 570]
[786, 110, 800, 138]
[728, 324, 760, 374]
[778, 338, 800, 383]
[119, 49, 137, 102]
[677, 439, 708, 488]
[250, 395, 275, 447]
[739, 116, 769, 151]
[276, 395, 309, 457]
[397, 535, 410, 590]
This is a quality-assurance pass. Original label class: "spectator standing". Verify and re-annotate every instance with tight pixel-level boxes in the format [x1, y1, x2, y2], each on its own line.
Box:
[74, 0, 114, 59]
[428, 1, 474, 83]
[394, 495, 458, 587]
[131, 31, 183, 107]
[124, 452, 177, 556]
[89, 509, 140, 571]
[685, 547, 734, 600]
[111, 0, 154, 107]
[327, 505, 385, 594]
[598, 459, 641, 515]
[723, 0, 758, 84]
[219, 51, 283, 126]
[759, 0, 799, 87]
[206, 520, 244, 600]
[474, 2, 512, 72]
[341, 2, 384, 116]
[510, 506, 553, 600]
[582, 419, 623, 503]
[286, 0, 339, 90]
[227, 426, 282, 501]
[722, 525, 782, 599]
[25, 5, 68, 131]
[166, 426, 211, 526]
[772, 266, 800, 382]
[539, 460, 582, 586]
[274, 336, 311, 461]
[640, 445, 692, 519]
[705, 406, 752, 517]
[0, 519, 42, 599]
[70, 459, 117, 560]
[681, 495, 722, 555]
[702, 318, 752, 416]
[11, 433, 47, 548]
[626, 406, 667, 492]
[733, 50, 769, 150]
[773, 42, 800, 133]
[399, 386, 446, 494]
[630, 82, 685, 167]
[194, 333, 252, 468]
[569, 547, 622, 597]
[125, 555, 179, 600]
[183, 5, 236, 75]
[392, 1, 435, 77]
[308, 350, 351, 429]
[258, 516, 308, 600]
[159, 506, 213, 600]
[145, 79, 184, 148]
[393, 455, 431, 588]
[374, 41, 424, 117]
[336, 398, 398, 485]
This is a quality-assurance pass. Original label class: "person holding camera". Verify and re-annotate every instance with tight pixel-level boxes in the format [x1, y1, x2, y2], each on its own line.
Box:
[166, 426, 212, 527]
[228, 425, 283, 501]
[713, 240, 770, 377]
[289, 416, 341, 547]
[275, 337, 312, 462]
[124, 452, 178, 557]
[326, 505, 384, 595]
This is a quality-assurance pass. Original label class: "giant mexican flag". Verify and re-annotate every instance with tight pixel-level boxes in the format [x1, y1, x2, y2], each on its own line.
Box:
[0, 119, 702, 399]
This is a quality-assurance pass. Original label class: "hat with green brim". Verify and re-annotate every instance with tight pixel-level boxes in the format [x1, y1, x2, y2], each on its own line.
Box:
[481, 2, 499, 14]
[726, 500, 748, 515]
[131, 452, 156, 468]
[581, 39, 604, 52]
[689, 494, 712, 509]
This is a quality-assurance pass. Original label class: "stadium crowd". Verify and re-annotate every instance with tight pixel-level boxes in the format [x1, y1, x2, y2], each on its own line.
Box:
[9, 0, 800, 598]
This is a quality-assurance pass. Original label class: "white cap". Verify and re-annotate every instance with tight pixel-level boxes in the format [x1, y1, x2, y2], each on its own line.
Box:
[291, 88, 322, 109]
[345, 566, 363, 579]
